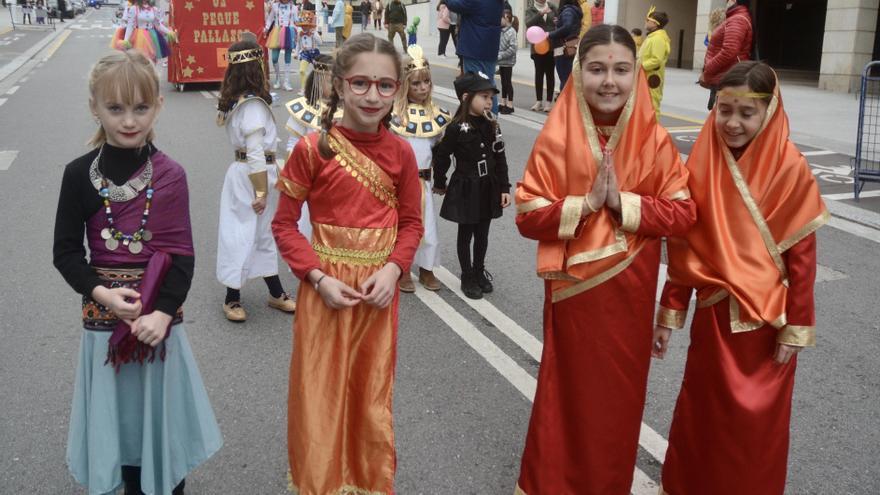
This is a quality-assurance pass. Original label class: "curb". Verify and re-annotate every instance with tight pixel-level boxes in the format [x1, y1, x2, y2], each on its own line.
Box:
[0, 22, 70, 83]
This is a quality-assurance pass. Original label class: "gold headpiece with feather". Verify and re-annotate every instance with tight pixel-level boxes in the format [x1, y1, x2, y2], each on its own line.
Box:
[404, 45, 430, 74]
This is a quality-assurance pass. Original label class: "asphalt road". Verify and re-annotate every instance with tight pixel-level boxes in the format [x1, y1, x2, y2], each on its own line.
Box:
[0, 10, 878, 495]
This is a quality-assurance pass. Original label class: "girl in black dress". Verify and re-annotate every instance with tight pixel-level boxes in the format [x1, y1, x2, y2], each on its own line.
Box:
[432, 72, 511, 299]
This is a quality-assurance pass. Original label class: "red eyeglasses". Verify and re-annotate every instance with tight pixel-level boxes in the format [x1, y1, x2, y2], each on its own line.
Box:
[343, 76, 401, 97]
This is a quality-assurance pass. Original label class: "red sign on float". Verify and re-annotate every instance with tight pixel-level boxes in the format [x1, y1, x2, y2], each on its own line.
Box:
[168, 0, 265, 88]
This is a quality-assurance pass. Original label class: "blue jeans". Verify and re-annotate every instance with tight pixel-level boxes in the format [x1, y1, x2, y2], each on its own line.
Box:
[555, 55, 574, 94]
[462, 58, 499, 115]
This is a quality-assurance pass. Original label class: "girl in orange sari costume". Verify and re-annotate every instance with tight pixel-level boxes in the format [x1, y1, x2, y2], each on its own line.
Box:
[514, 25, 696, 494]
[271, 34, 422, 494]
[655, 62, 828, 495]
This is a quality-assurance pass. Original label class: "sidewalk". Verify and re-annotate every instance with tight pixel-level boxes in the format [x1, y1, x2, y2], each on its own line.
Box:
[416, 30, 860, 157]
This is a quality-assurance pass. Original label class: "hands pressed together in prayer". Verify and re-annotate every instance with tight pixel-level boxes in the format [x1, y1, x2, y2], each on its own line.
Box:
[308, 263, 403, 311]
[583, 149, 622, 217]
[91, 286, 171, 347]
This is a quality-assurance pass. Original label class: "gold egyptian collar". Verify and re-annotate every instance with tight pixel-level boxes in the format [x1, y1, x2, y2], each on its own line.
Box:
[284, 96, 343, 131]
[390, 103, 452, 138]
[217, 95, 274, 127]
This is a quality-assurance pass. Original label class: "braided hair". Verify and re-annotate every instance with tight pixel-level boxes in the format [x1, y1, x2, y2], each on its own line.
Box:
[317, 33, 402, 159]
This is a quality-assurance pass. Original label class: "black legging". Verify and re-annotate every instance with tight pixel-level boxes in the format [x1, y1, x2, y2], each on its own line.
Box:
[533, 52, 555, 101]
[374, 13, 381, 29]
[457, 220, 491, 272]
[438, 28, 452, 55]
[499, 66, 514, 100]
[122, 466, 185, 495]
[225, 275, 284, 303]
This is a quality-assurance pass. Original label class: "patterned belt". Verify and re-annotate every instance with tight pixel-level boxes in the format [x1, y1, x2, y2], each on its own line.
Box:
[418, 168, 432, 181]
[82, 267, 183, 331]
[312, 242, 393, 266]
[235, 149, 276, 164]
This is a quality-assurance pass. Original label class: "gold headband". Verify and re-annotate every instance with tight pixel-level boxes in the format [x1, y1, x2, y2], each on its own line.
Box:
[717, 88, 773, 99]
[227, 47, 262, 65]
[404, 45, 429, 74]
[645, 5, 662, 24]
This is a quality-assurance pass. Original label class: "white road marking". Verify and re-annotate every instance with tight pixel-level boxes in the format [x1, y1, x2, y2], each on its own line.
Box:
[6, 85, 19, 95]
[414, 284, 658, 494]
[200, 90, 214, 99]
[0, 150, 19, 171]
[19, 77, 28, 83]
[414, 285, 536, 400]
[802, 150, 838, 157]
[430, 266, 671, 464]
[827, 216, 880, 244]
[631, 467, 661, 495]
[822, 190, 880, 200]
[433, 266, 543, 361]
[667, 128, 700, 134]
[0, 98, 6, 107]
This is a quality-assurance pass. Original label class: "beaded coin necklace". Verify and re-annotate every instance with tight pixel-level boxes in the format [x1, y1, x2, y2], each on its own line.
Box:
[88, 145, 155, 254]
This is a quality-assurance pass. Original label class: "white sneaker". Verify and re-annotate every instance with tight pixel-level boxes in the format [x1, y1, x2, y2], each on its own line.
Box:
[530, 101, 543, 112]
[543, 101, 553, 113]
[273, 79, 281, 90]
[283, 81, 293, 91]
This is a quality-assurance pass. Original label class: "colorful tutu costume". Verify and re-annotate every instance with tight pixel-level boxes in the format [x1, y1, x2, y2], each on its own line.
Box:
[295, 10, 321, 89]
[265, 0, 299, 90]
[112, 5, 173, 62]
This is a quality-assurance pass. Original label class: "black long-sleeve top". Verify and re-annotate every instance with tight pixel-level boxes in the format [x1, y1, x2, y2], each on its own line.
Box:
[52, 143, 194, 316]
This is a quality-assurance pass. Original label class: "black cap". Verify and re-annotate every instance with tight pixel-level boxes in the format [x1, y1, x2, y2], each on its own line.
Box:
[453, 71, 499, 100]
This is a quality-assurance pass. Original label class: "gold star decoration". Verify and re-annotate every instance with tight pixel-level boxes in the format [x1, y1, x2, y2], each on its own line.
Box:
[182, 66, 194, 78]
[186, 55, 196, 65]
[184, 1, 194, 11]
[196, 66, 204, 74]
[245, 1, 254, 10]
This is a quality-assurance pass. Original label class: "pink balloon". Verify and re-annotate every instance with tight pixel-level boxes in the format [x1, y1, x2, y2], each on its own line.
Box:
[526, 26, 548, 44]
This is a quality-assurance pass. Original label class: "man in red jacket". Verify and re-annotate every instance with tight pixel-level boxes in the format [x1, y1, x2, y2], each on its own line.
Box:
[700, 0, 753, 109]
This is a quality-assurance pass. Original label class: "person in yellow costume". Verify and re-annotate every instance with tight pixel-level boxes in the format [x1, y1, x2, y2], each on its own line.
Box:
[343, 0, 354, 40]
[640, 7, 670, 119]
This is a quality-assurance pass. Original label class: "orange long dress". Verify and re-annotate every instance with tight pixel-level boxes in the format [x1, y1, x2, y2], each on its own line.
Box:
[513, 61, 696, 494]
[272, 125, 423, 495]
[656, 80, 828, 494]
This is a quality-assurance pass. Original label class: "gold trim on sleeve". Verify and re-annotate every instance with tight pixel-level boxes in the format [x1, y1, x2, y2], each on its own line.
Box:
[619, 192, 642, 233]
[777, 210, 830, 253]
[558, 195, 585, 240]
[516, 197, 553, 214]
[777, 324, 816, 347]
[248, 170, 269, 199]
[276, 175, 309, 200]
[656, 305, 687, 329]
[552, 246, 643, 303]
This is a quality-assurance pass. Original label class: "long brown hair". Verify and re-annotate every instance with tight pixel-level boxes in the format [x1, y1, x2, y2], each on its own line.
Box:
[717, 60, 775, 106]
[217, 40, 272, 114]
[393, 66, 434, 127]
[88, 50, 160, 147]
[317, 33, 402, 158]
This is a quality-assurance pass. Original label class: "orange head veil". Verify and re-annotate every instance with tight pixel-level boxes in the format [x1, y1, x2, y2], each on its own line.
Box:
[667, 72, 828, 331]
[515, 49, 689, 302]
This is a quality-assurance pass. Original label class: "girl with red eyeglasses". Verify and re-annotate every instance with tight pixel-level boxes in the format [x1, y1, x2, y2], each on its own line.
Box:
[271, 33, 422, 494]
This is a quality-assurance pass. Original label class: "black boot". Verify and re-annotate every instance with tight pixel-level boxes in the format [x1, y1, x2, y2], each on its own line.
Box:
[474, 267, 494, 294]
[461, 270, 483, 299]
[121, 466, 143, 495]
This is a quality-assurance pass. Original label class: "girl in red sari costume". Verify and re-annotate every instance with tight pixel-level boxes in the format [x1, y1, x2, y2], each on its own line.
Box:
[271, 33, 422, 495]
[514, 25, 696, 495]
[655, 61, 828, 495]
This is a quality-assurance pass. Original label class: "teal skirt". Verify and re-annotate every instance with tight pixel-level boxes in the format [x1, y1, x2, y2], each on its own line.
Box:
[66, 325, 223, 495]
